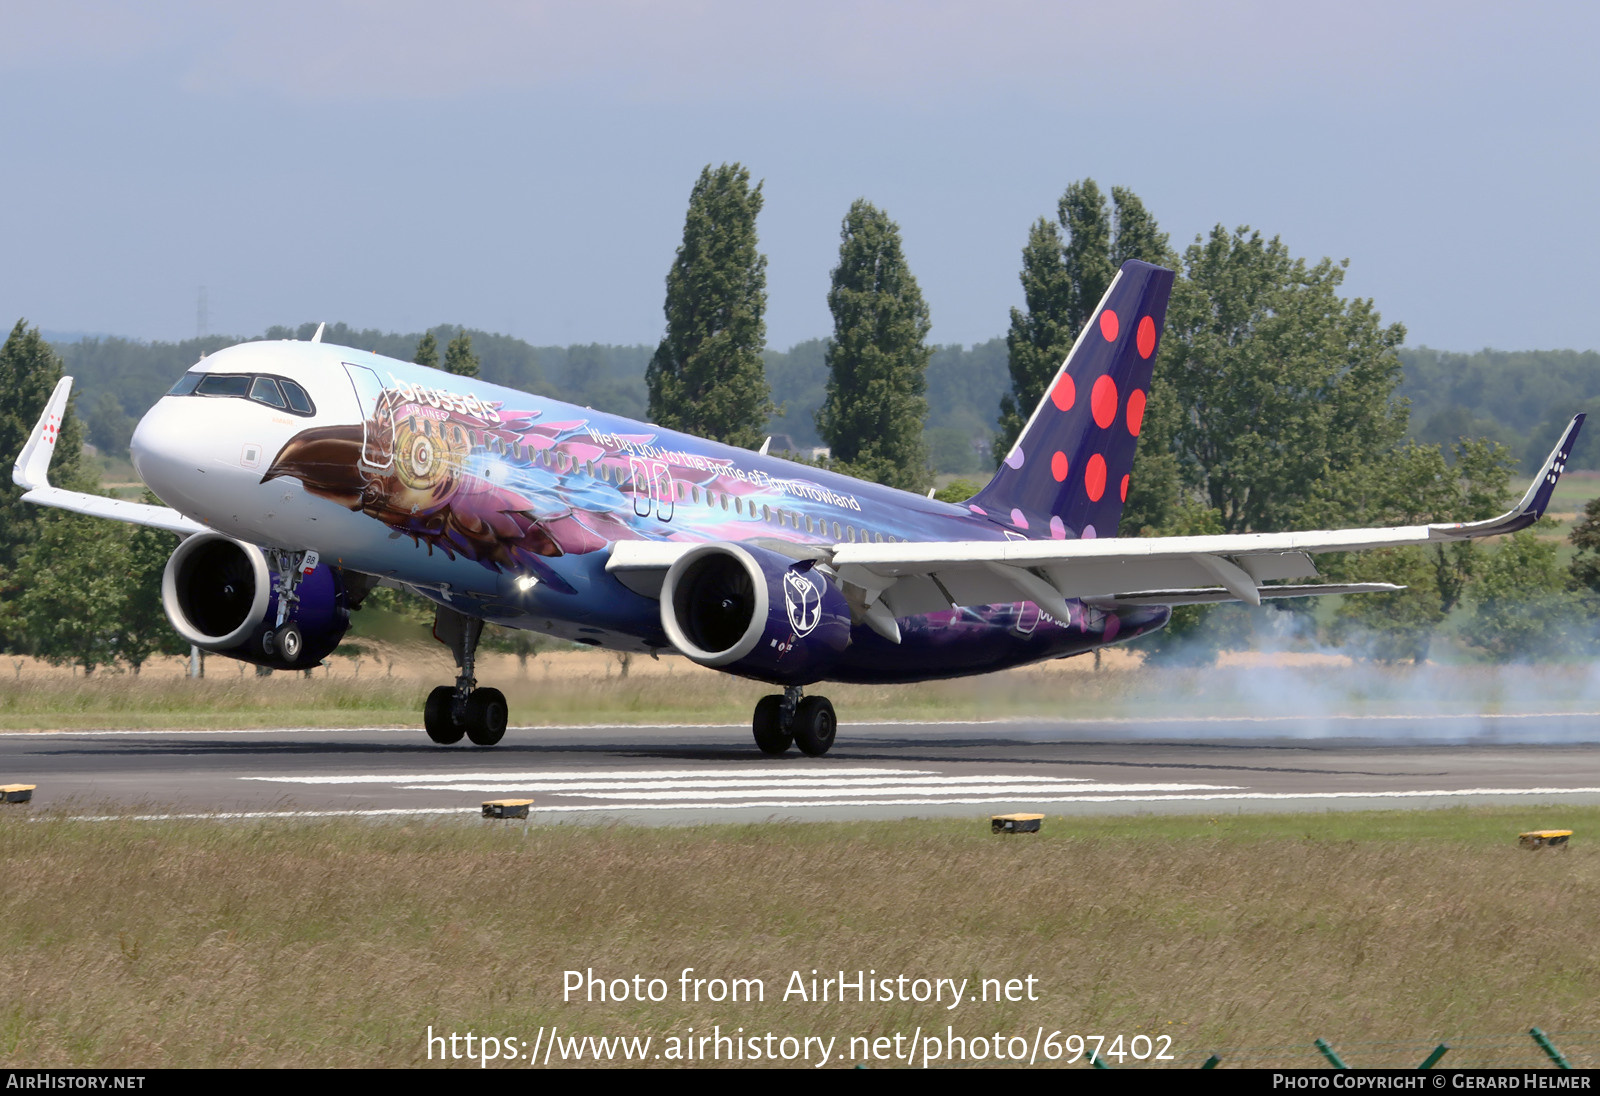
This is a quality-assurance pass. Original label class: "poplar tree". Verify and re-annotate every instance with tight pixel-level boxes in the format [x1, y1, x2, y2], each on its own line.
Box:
[444, 328, 480, 377]
[996, 182, 1173, 458]
[413, 331, 439, 369]
[0, 321, 92, 574]
[815, 199, 932, 492]
[646, 163, 772, 448]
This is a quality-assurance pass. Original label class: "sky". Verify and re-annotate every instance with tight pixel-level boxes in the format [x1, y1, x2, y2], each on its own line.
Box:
[3, 1, 1598, 353]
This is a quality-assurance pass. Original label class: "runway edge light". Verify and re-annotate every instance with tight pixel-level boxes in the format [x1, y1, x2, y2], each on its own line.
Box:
[1, 784, 36, 805]
[992, 813, 1043, 835]
[1518, 829, 1572, 850]
[484, 798, 533, 820]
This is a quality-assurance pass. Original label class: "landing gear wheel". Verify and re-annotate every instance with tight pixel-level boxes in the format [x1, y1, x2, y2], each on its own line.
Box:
[276, 623, 303, 665]
[752, 694, 792, 755]
[793, 696, 837, 757]
[424, 685, 465, 744]
[465, 687, 508, 747]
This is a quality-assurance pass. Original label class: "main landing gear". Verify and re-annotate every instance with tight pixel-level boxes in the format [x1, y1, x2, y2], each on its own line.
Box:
[425, 607, 508, 747]
[752, 686, 836, 757]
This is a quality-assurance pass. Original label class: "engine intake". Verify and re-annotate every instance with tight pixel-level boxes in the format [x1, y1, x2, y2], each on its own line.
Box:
[161, 533, 350, 669]
[660, 542, 851, 685]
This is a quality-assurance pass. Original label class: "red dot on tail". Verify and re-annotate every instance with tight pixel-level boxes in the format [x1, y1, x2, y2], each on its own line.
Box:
[1085, 453, 1107, 501]
[1050, 373, 1075, 411]
[1120, 474, 1129, 502]
[1126, 389, 1146, 436]
[1091, 375, 1118, 429]
[1051, 451, 1068, 482]
[1099, 310, 1119, 341]
[1137, 315, 1156, 358]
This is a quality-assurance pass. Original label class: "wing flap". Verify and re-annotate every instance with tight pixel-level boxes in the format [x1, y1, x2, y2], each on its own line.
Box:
[1086, 582, 1404, 608]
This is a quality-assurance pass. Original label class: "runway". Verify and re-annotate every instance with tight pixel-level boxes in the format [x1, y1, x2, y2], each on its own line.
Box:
[6, 713, 1600, 823]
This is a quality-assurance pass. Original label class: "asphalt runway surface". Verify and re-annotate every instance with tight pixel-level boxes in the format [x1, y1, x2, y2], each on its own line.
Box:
[6, 712, 1600, 824]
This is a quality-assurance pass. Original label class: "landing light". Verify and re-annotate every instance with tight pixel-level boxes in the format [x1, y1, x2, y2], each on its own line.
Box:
[515, 575, 538, 593]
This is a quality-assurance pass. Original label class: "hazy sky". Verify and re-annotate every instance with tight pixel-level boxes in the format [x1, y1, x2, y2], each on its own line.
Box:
[3, 1, 1597, 352]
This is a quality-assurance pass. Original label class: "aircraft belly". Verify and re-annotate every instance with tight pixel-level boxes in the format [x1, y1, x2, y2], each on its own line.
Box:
[826, 601, 1171, 685]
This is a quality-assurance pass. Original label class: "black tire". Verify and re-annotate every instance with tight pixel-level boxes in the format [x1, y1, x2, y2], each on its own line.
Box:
[260, 630, 276, 657]
[277, 623, 303, 665]
[465, 687, 508, 747]
[424, 685, 465, 744]
[752, 694, 791, 755]
[793, 695, 837, 757]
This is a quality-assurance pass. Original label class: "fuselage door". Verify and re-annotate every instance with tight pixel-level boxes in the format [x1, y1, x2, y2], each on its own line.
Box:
[343, 363, 394, 471]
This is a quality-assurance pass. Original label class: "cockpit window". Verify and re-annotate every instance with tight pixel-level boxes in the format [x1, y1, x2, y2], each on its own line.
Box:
[195, 374, 251, 398]
[281, 380, 313, 415]
[249, 376, 287, 409]
[172, 371, 316, 416]
[167, 372, 202, 396]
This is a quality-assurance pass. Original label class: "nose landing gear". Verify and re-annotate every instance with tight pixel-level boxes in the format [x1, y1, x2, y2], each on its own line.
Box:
[426, 607, 508, 746]
[752, 686, 836, 756]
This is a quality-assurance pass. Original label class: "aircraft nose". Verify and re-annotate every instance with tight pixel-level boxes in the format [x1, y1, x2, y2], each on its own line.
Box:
[130, 397, 210, 510]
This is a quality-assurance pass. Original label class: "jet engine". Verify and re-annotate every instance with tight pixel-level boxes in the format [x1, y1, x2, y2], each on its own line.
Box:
[659, 542, 851, 685]
[161, 533, 351, 669]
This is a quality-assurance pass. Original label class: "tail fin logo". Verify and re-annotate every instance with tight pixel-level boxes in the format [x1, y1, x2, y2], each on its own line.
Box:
[971, 260, 1174, 540]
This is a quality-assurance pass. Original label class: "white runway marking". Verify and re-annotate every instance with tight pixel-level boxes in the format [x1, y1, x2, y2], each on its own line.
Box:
[237, 763, 1600, 816]
[243, 764, 1234, 809]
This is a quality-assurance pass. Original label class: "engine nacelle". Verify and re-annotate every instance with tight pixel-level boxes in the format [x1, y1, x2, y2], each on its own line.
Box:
[161, 533, 351, 669]
[660, 542, 851, 685]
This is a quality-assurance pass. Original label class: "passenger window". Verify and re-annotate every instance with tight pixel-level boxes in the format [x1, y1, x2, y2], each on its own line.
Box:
[832, 521, 842, 539]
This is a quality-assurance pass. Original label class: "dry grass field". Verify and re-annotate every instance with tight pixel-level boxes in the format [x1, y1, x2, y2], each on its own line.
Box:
[2, 806, 1598, 1068]
[6, 645, 1600, 732]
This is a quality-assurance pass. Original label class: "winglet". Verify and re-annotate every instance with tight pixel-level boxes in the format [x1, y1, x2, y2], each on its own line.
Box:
[1430, 413, 1585, 541]
[13, 376, 73, 490]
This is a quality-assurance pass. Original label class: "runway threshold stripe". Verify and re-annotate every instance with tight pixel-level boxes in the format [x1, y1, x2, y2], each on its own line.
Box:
[241, 767, 944, 785]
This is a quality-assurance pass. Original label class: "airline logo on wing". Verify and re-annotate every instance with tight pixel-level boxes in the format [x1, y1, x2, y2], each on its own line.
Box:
[784, 569, 823, 637]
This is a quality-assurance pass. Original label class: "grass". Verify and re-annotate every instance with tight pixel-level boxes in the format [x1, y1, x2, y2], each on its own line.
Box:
[2, 805, 1598, 1068]
[10, 654, 1600, 731]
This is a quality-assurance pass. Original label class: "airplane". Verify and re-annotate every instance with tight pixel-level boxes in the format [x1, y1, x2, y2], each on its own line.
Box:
[12, 260, 1585, 755]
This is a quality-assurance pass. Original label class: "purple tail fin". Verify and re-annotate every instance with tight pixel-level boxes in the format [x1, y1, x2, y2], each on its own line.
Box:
[971, 259, 1174, 540]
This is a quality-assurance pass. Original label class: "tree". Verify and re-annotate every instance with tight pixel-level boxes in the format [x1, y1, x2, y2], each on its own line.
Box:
[1466, 527, 1587, 662]
[0, 321, 93, 574]
[444, 328, 479, 377]
[2, 513, 129, 674]
[120, 497, 186, 673]
[413, 331, 439, 370]
[646, 163, 772, 449]
[996, 182, 1174, 457]
[1157, 225, 1409, 536]
[814, 199, 932, 491]
[1322, 438, 1514, 662]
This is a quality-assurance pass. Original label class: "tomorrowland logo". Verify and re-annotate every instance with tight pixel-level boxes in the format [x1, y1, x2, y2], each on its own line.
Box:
[784, 569, 823, 637]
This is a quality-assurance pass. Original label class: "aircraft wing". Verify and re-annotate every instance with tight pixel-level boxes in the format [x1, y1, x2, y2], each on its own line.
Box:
[13, 376, 209, 535]
[609, 414, 1582, 634]
[827, 414, 1583, 622]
